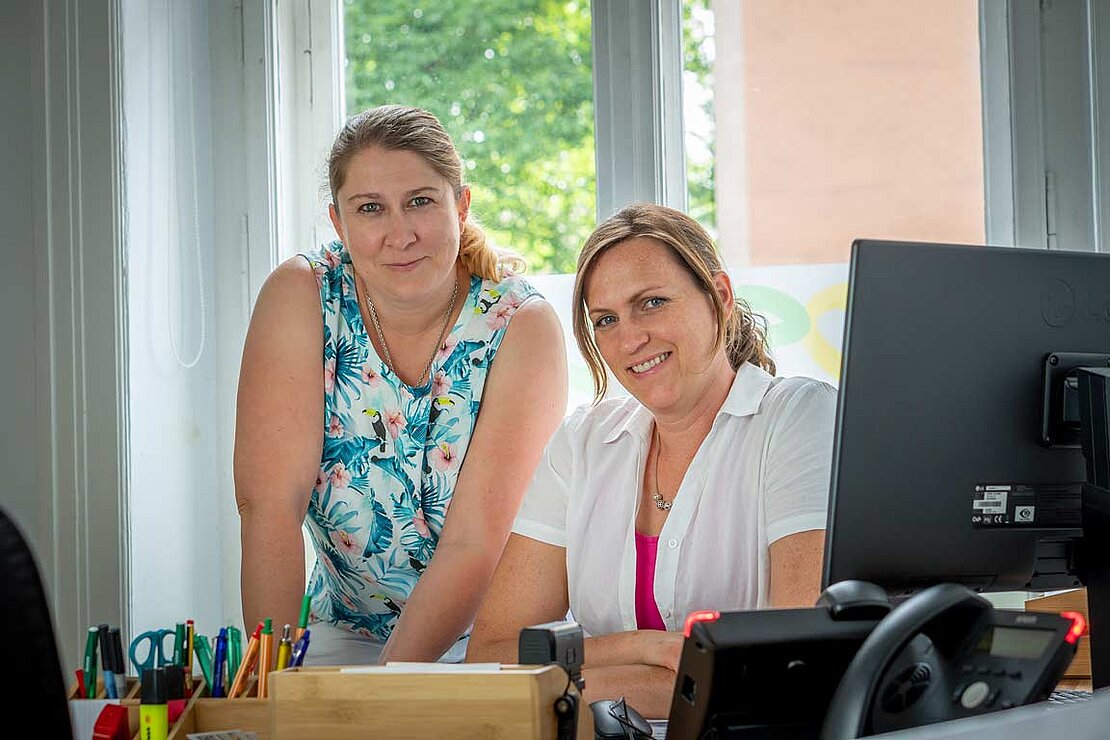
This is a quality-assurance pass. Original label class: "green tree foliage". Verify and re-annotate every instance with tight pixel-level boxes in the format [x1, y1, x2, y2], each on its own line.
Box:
[683, 0, 715, 232]
[344, 0, 596, 274]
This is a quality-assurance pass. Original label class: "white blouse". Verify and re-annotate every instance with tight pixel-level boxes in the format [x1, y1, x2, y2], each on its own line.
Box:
[511, 363, 838, 637]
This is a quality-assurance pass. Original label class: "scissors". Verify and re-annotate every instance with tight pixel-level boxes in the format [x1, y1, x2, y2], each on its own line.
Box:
[129, 628, 176, 678]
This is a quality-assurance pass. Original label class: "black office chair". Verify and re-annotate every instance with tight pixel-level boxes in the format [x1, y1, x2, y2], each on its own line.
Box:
[0, 506, 73, 737]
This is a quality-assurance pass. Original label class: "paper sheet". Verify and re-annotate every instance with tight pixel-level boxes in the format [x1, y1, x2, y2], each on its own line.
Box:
[341, 662, 503, 673]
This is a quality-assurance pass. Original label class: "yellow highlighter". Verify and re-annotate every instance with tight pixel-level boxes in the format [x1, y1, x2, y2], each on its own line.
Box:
[275, 624, 293, 672]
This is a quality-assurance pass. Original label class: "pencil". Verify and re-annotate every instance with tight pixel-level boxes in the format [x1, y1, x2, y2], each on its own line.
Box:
[184, 620, 195, 696]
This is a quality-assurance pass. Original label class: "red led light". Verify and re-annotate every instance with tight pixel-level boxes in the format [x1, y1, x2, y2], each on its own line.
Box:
[1061, 610, 1087, 644]
[684, 610, 721, 638]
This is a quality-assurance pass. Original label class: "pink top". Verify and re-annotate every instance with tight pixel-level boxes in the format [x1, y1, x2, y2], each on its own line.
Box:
[634, 532, 667, 630]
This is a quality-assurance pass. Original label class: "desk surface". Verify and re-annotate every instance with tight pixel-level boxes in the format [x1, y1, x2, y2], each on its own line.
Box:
[1055, 678, 1093, 692]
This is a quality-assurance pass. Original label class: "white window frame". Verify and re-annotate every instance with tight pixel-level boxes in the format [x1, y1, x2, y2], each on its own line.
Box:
[45, 0, 1109, 674]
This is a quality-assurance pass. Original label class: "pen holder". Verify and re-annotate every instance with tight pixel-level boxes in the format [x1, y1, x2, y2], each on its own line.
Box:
[67, 674, 141, 699]
[269, 664, 569, 739]
[167, 676, 270, 740]
[66, 676, 142, 740]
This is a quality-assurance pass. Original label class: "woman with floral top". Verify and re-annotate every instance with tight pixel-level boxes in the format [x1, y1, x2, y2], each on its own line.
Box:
[233, 105, 567, 665]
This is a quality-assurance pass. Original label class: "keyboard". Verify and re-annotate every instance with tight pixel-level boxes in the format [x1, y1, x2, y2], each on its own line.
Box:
[1047, 688, 1093, 705]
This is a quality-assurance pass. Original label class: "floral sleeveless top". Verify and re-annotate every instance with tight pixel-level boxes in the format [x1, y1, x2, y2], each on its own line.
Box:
[301, 240, 539, 643]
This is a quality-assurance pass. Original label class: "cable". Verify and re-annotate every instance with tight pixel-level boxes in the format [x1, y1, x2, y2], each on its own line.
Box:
[166, 1, 207, 369]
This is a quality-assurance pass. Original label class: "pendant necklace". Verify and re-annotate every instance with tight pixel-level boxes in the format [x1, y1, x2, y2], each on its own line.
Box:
[360, 274, 459, 388]
[650, 427, 674, 511]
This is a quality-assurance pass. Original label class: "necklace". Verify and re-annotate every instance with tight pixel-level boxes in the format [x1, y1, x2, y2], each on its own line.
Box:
[650, 427, 673, 511]
[360, 274, 458, 388]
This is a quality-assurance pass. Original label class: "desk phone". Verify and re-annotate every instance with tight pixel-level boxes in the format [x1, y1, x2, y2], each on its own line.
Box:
[667, 581, 1084, 740]
[821, 582, 1083, 739]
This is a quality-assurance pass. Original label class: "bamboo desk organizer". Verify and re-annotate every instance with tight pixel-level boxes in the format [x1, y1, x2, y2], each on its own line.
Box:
[269, 663, 571, 740]
[1025, 587, 1092, 689]
[167, 676, 269, 740]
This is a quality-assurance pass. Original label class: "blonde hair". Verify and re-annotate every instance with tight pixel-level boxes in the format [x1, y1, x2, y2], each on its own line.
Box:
[572, 203, 775, 403]
[327, 104, 526, 280]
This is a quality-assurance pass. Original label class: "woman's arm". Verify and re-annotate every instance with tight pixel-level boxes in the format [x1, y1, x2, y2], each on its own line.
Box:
[467, 536, 680, 721]
[768, 529, 826, 607]
[379, 299, 568, 662]
[466, 533, 572, 662]
[234, 257, 325, 636]
[581, 664, 677, 722]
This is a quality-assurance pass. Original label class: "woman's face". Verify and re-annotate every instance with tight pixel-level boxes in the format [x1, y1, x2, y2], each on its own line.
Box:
[328, 145, 469, 301]
[584, 237, 734, 416]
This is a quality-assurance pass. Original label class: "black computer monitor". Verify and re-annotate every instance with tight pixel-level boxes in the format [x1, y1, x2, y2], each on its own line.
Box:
[822, 238, 1110, 687]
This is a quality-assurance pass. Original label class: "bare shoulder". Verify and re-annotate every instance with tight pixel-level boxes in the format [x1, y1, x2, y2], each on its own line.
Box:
[497, 296, 566, 359]
[256, 255, 319, 307]
[481, 295, 567, 408]
[241, 255, 323, 369]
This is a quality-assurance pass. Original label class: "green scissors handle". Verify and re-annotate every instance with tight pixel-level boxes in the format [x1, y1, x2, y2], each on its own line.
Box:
[129, 628, 175, 678]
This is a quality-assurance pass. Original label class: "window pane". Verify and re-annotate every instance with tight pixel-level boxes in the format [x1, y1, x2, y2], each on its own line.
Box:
[683, 0, 985, 382]
[343, 0, 596, 275]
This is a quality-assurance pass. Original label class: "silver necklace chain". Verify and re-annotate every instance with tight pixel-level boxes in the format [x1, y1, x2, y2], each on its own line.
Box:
[650, 427, 673, 511]
[361, 275, 458, 388]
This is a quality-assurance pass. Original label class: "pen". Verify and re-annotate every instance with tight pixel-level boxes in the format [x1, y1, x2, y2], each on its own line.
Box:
[75, 668, 86, 699]
[295, 593, 311, 641]
[257, 619, 274, 699]
[228, 625, 243, 682]
[173, 622, 186, 667]
[110, 627, 128, 698]
[193, 634, 214, 689]
[83, 626, 100, 698]
[275, 624, 292, 671]
[289, 628, 311, 668]
[211, 628, 228, 698]
[98, 624, 117, 699]
[227, 622, 263, 699]
[185, 620, 195, 696]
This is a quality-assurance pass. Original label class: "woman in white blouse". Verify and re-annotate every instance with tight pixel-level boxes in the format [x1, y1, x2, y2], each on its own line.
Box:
[466, 203, 837, 720]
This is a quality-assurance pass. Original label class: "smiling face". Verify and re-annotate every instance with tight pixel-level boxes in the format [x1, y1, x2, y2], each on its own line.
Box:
[584, 237, 735, 416]
[328, 145, 470, 303]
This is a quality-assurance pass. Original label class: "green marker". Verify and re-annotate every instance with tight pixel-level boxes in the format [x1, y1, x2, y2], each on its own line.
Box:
[173, 622, 187, 667]
[83, 626, 100, 697]
[193, 634, 214, 690]
[296, 593, 311, 640]
[227, 625, 243, 682]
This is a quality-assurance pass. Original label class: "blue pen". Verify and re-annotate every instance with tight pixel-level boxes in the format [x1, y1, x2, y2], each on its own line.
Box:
[288, 628, 311, 668]
[211, 628, 228, 698]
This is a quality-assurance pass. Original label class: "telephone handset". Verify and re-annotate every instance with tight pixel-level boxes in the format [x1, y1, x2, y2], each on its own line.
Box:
[820, 582, 1084, 740]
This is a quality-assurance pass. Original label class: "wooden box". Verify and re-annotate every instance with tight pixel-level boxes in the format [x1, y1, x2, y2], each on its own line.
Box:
[1025, 587, 1090, 679]
[167, 697, 271, 739]
[269, 664, 570, 739]
[164, 675, 271, 739]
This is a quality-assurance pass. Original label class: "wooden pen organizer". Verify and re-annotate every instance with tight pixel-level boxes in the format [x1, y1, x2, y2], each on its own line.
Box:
[166, 676, 271, 740]
[269, 664, 570, 739]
